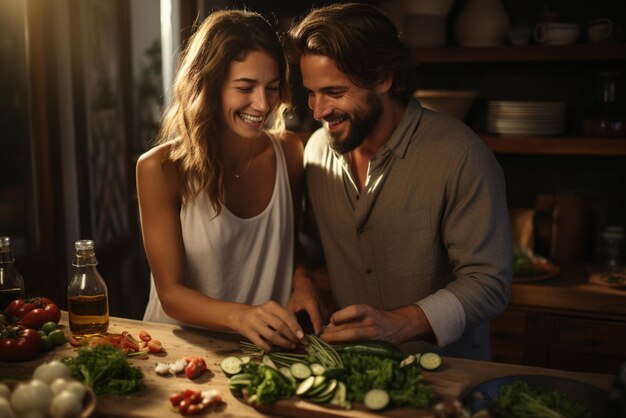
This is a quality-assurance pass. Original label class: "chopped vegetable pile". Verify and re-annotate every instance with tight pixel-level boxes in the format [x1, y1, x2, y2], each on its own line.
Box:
[493, 380, 592, 418]
[62, 344, 145, 395]
[225, 336, 438, 411]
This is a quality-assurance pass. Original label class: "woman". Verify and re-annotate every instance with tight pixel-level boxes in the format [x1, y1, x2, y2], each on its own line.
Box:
[137, 9, 317, 351]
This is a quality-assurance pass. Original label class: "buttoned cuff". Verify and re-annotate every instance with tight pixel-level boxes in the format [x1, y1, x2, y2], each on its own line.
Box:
[416, 289, 466, 347]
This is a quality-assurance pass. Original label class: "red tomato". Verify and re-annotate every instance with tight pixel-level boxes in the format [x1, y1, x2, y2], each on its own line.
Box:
[184, 357, 207, 379]
[7, 297, 61, 329]
[0, 326, 42, 362]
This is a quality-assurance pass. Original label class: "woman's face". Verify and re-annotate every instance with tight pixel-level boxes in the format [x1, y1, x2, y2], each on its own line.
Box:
[220, 50, 281, 140]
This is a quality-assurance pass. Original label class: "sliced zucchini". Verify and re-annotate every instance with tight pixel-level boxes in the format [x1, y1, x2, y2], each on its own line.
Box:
[310, 384, 337, 404]
[290, 362, 312, 380]
[295, 375, 316, 396]
[363, 388, 390, 411]
[262, 355, 278, 369]
[315, 379, 337, 398]
[399, 354, 416, 368]
[220, 356, 243, 376]
[302, 376, 327, 398]
[310, 362, 326, 376]
[330, 381, 351, 409]
[240, 356, 251, 364]
[419, 352, 442, 371]
[279, 366, 294, 379]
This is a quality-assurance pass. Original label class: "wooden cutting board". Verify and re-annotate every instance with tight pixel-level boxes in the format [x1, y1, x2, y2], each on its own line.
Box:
[254, 372, 468, 418]
[1, 313, 611, 418]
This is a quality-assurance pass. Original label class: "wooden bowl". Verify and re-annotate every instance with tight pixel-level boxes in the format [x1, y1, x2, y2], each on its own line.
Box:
[1, 379, 97, 418]
[414, 90, 480, 121]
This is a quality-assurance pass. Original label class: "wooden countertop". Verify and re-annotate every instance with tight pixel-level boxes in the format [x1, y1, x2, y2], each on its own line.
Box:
[510, 265, 626, 320]
[1, 312, 614, 418]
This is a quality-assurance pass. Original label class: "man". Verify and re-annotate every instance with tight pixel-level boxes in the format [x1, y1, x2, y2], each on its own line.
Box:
[287, 2, 512, 360]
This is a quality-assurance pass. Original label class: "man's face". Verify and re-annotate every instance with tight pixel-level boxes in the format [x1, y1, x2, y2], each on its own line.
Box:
[300, 54, 382, 154]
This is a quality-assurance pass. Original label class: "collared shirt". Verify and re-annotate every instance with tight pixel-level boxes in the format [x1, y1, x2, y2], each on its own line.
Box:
[304, 98, 512, 359]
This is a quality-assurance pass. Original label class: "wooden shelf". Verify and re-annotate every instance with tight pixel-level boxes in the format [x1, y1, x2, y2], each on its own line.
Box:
[412, 43, 626, 63]
[482, 135, 626, 155]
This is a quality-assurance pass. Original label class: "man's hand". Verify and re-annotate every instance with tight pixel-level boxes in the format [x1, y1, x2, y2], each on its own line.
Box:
[320, 304, 434, 346]
[287, 272, 328, 335]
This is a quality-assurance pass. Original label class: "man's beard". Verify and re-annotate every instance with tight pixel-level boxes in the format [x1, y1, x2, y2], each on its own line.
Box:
[325, 92, 382, 155]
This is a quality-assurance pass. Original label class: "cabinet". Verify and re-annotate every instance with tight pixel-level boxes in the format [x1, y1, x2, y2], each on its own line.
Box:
[411, 2, 626, 374]
[413, 42, 626, 262]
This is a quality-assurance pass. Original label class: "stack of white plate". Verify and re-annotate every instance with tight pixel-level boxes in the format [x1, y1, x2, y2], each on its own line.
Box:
[487, 101, 566, 135]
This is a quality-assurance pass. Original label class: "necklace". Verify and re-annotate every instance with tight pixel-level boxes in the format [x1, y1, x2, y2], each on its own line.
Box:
[232, 140, 255, 179]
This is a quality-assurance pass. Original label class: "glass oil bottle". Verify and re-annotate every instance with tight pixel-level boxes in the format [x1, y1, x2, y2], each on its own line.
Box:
[67, 239, 109, 336]
[0, 236, 25, 310]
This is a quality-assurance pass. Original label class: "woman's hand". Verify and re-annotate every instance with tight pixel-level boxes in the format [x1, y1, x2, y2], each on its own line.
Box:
[230, 301, 305, 352]
[287, 273, 328, 335]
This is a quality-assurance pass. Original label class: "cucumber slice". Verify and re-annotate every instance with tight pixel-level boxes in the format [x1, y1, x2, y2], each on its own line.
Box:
[302, 376, 327, 397]
[310, 382, 337, 404]
[364, 389, 390, 411]
[279, 366, 294, 379]
[315, 379, 337, 399]
[330, 381, 350, 409]
[290, 362, 313, 380]
[220, 356, 243, 376]
[419, 352, 442, 371]
[310, 362, 326, 376]
[399, 354, 416, 368]
[240, 356, 251, 364]
[262, 355, 278, 369]
[296, 375, 316, 396]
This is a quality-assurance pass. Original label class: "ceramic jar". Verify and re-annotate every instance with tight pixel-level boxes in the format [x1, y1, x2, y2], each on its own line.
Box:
[455, 0, 510, 47]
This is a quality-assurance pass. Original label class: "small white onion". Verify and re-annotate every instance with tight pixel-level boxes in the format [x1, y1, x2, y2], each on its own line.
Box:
[49, 391, 82, 418]
[61, 382, 86, 402]
[16, 409, 46, 418]
[0, 384, 11, 400]
[0, 397, 15, 418]
[33, 361, 71, 385]
[10, 383, 33, 414]
[50, 378, 70, 396]
[26, 380, 53, 413]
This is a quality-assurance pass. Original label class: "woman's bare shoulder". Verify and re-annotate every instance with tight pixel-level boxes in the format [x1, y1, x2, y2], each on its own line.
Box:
[136, 143, 180, 195]
[137, 143, 176, 174]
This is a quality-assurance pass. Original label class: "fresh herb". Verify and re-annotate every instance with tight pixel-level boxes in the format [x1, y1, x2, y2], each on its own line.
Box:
[493, 380, 592, 418]
[240, 335, 343, 369]
[62, 344, 145, 395]
[341, 352, 432, 408]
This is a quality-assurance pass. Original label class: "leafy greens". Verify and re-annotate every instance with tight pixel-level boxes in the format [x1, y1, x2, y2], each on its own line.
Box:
[62, 344, 145, 395]
[493, 380, 592, 418]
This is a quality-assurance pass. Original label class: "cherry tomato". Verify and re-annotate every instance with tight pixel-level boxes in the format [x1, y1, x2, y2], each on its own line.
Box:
[184, 358, 207, 380]
[0, 326, 42, 362]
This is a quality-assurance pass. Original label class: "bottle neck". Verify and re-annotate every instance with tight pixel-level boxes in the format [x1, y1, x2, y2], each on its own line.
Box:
[73, 252, 98, 267]
[0, 248, 14, 264]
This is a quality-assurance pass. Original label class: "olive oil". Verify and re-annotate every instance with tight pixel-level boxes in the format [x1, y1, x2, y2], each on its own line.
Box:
[68, 294, 109, 335]
[67, 240, 109, 336]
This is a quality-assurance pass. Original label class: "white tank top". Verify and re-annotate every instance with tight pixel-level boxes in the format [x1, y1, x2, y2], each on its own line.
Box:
[143, 134, 294, 325]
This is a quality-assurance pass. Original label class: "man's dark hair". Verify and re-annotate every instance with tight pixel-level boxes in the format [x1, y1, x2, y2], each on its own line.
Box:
[287, 2, 419, 103]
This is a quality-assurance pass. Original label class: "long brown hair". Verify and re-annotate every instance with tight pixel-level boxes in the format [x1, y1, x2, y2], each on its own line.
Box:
[157, 9, 291, 214]
[287, 2, 418, 103]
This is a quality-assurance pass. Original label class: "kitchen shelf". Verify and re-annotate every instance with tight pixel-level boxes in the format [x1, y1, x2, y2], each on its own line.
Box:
[482, 135, 626, 155]
[412, 43, 626, 63]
